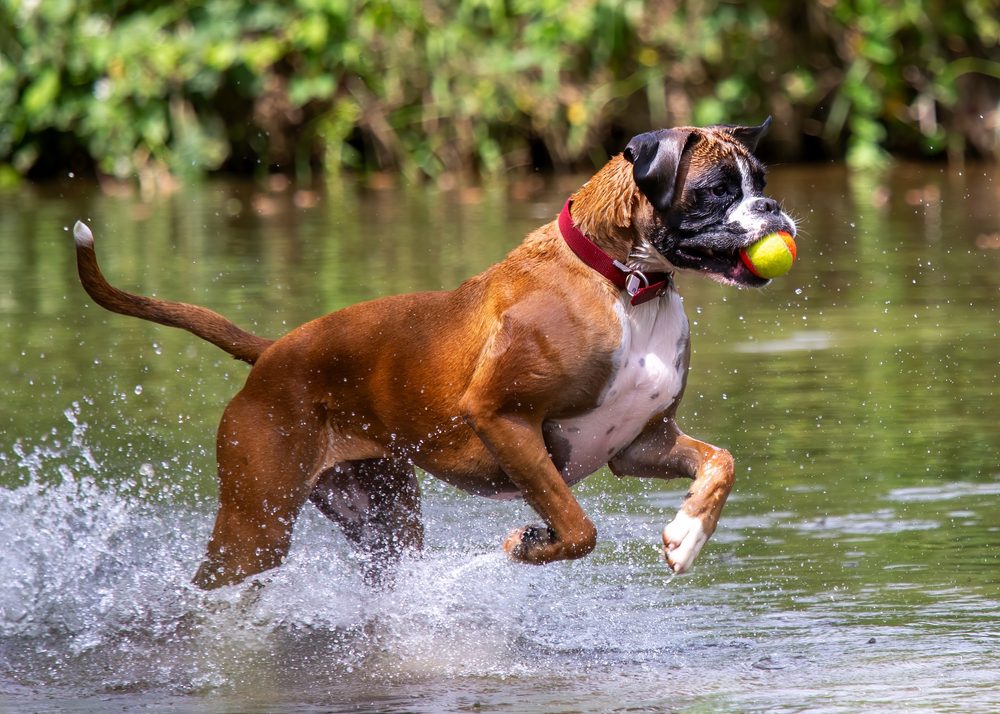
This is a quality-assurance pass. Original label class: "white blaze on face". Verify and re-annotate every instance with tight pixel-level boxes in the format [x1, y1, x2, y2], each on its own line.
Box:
[726, 157, 795, 238]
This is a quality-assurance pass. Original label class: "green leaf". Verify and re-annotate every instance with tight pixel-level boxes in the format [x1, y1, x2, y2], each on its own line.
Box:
[22, 69, 61, 118]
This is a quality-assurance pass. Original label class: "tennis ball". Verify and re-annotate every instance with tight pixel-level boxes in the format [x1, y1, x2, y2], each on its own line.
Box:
[739, 231, 797, 279]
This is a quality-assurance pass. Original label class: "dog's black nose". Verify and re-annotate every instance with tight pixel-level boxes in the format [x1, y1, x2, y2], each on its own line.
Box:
[752, 197, 781, 215]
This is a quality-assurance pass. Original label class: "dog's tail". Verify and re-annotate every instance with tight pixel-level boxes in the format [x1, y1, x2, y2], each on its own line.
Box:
[72, 221, 274, 365]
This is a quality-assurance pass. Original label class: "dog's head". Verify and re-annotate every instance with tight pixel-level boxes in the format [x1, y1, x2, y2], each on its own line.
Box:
[624, 118, 796, 287]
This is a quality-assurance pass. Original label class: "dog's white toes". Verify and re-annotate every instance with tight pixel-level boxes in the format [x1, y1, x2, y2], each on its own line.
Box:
[662, 511, 709, 574]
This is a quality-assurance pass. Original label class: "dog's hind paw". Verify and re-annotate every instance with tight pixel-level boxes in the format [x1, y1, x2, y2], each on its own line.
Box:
[662, 511, 709, 574]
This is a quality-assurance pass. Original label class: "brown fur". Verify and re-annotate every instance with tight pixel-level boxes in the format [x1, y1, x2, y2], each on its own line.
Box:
[75, 243, 273, 364]
[74, 142, 740, 588]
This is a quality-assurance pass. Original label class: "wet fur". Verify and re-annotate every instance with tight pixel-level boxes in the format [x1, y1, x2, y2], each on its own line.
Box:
[71, 122, 795, 588]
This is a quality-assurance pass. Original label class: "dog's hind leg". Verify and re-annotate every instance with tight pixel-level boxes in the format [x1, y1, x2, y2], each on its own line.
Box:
[192, 391, 321, 590]
[308, 458, 423, 587]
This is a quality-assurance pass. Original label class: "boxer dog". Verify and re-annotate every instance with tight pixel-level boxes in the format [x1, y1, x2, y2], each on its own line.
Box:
[71, 119, 795, 589]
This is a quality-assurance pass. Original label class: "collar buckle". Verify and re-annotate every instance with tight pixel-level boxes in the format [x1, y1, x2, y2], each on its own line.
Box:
[614, 261, 650, 297]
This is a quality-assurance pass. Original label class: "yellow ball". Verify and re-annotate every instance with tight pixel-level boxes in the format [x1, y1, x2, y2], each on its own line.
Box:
[740, 231, 797, 279]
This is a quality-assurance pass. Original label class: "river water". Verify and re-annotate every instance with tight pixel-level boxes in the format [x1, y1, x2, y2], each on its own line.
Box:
[2, 164, 999, 712]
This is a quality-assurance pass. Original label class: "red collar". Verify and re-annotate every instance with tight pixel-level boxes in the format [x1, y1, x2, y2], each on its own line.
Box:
[558, 199, 673, 306]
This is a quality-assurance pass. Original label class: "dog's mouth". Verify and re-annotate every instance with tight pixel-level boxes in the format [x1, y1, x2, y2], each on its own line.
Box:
[669, 241, 768, 288]
[668, 224, 795, 288]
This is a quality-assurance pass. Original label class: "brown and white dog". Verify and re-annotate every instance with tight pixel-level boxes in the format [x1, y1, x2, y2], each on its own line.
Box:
[71, 119, 796, 589]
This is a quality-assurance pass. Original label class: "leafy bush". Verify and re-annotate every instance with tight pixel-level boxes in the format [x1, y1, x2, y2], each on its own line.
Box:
[0, 0, 998, 184]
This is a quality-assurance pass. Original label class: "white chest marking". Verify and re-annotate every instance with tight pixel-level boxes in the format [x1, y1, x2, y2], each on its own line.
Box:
[547, 293, 689, 484]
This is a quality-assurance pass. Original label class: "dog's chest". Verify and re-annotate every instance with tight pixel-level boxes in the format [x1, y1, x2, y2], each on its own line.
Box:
[545, 293, 689, 483]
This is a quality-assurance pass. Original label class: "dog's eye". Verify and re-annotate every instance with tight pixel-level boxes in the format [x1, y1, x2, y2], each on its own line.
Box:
[710, 184, 729, 198]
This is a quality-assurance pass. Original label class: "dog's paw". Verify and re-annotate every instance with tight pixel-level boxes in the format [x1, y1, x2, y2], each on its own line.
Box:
[503, 524, 557, 563]
[662, 511, 709, 574]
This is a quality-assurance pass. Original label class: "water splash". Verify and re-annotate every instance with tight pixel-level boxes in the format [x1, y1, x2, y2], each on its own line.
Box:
[0, 409, 685, 706]
[4, 407, 1000, 712]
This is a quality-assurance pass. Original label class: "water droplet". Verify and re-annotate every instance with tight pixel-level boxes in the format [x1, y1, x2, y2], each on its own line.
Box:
[134, 385, 143, 395]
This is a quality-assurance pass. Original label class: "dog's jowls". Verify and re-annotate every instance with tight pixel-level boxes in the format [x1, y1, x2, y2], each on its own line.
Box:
[71, 119, 796, 589]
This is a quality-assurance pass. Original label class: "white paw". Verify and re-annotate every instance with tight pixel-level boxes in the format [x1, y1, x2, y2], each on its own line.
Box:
[662, 511, 708, 574]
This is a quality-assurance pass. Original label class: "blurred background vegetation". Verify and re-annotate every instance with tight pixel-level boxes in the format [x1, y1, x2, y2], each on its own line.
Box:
[1, 0, 999, 188]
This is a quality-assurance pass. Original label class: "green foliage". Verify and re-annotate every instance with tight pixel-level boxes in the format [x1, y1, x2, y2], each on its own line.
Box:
[0, 0, 998, 182]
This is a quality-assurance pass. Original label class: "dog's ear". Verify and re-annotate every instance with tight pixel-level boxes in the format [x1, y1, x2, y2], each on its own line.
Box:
[624, 128, 696, 214]
[713, 116, 772, 153]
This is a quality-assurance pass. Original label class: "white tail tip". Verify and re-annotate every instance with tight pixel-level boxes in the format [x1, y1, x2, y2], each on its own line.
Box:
[72, 221, 94, 247]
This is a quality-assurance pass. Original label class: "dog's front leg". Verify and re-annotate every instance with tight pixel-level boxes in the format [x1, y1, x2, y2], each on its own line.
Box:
[463, 407, 597, 563]
[459, 316, 598, 564]
[610, 418, 735, 574]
